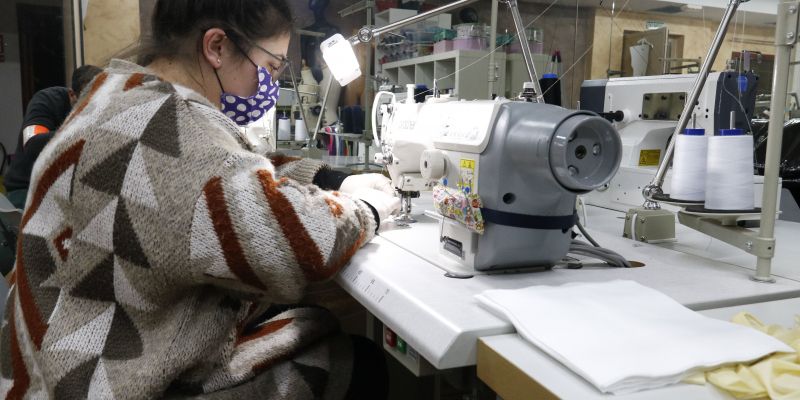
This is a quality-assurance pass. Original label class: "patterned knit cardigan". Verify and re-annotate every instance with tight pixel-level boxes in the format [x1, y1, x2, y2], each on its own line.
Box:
[0, 59, 377, 399]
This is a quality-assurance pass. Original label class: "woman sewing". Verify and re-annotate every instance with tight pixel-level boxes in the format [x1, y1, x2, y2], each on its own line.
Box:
[0, 1, 397, 398]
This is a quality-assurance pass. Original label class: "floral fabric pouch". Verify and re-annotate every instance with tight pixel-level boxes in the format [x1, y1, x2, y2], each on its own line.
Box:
[432, 184, 485, 234]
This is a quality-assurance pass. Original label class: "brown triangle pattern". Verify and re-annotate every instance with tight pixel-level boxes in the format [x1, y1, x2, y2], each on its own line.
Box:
[113, 200, 151, 269]
[102, 305, 143, 360]
[70, 254, 115, 302]
[80, 141, 138, 196]
[140, 95, 182, 157]
[54, 356, 99, 399]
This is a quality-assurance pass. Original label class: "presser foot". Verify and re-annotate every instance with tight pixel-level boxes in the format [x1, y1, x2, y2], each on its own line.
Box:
[393, 213, 417, 226]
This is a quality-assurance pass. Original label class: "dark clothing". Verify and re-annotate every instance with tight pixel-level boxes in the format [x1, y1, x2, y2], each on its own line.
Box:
[5, 132, 54, 194]
[5, 190, 26, 211]
[20, 86, 71, 131]
[313, 166, 351, 190]
[5, 87, 71, 193]
[345, 335, 389, 400]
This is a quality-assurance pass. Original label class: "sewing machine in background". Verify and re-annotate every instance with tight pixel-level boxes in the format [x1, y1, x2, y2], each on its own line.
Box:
[580, 72, 760, 213]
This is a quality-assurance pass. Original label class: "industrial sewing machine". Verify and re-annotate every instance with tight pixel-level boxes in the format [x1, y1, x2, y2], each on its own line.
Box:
[374, 93, 623, 273]
[580, 72, 759, 212]
[373, 86, 436, 224]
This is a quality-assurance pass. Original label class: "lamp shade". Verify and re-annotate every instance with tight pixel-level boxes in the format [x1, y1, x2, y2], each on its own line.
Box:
[320, 34, 362, 86]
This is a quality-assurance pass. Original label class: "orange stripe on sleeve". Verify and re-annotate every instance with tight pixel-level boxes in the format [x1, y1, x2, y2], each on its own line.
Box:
[256, 170, 330, 281]
[203, 177, 268, 291]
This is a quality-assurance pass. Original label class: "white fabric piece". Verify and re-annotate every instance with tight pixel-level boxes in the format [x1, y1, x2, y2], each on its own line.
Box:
[630, 44, 650, 77]
[340, 174, 395, 196]
[475, 280, 793, 395]
[352, 188, 400, 223]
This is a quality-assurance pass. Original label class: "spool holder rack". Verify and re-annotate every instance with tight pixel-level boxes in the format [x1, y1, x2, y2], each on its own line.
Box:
[639, 0, 798, 283]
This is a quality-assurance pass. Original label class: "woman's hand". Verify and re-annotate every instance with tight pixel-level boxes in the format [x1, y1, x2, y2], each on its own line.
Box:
[339, 174, 395, 196]
[352, 188, 401, 224]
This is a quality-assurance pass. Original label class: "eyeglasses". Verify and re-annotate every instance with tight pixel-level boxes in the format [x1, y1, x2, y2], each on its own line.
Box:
[250, 43, 290, 79]
[227, 34, 290, 79]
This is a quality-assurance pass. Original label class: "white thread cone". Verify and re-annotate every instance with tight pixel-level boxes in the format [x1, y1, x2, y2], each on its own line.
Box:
[705, 135, 755, 210]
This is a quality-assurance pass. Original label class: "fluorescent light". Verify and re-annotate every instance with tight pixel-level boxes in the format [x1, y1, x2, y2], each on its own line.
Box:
[320, 34, 362, 86]
[686, 4, 703, 11]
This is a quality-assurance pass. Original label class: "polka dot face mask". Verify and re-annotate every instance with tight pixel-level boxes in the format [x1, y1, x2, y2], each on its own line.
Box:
[219, 66, 279, 126]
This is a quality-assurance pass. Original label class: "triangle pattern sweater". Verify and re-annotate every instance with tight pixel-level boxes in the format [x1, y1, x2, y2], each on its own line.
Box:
[0, 59, 377, 399]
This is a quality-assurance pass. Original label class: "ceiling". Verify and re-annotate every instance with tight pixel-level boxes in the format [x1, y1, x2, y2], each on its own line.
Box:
[519, 0, 778, 27]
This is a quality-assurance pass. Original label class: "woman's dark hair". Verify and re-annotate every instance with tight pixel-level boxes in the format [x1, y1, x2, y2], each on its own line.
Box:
[137, 0, 294, 65]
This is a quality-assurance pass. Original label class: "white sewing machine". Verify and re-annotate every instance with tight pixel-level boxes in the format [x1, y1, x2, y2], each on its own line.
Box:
[580, 72, 760, 212]
[374, 93, 623, 273]
[374, 85, 434, 195]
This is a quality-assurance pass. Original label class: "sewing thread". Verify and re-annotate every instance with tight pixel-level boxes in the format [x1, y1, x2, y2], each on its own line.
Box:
[670, 129, 707, 201]
[295, 119, 308, 141]
[278, 118, 292, 141]
[704, 132, 755, 210]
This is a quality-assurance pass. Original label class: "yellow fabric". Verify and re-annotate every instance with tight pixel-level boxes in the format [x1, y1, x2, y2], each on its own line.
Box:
[686, 312, 800, 399]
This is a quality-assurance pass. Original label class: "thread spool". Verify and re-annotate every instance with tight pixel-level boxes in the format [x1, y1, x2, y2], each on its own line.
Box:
[539, 73, 562, 106]
[670, 128, 707, 201]
[704, 129, 755, 211]
[295, 119, 308, 141]
[278, 117, 292, 141]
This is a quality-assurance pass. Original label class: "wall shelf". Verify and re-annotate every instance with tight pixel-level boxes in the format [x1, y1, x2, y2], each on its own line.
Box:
[381, 50, 550, 100]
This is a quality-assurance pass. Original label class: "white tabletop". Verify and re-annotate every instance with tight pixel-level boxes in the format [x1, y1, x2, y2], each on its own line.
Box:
[583, 205, 800, 282]
[479, 297, 800, 400]
[336, 196, 800, 369]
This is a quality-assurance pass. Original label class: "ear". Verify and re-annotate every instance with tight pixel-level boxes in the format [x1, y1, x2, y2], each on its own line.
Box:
[201, 28, 228, 70]
[68, 89, 77, 105]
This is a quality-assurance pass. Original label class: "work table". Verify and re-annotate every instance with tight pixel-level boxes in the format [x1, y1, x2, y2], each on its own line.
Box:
[336, 195, 800, 370]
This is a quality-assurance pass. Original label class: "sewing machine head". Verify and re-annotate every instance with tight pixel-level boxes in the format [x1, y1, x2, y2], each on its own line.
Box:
[422, 101, 621, 272]
[581, 72, 758, 170]
[374, 95, 622, 273]
[374, 94, 433, 194]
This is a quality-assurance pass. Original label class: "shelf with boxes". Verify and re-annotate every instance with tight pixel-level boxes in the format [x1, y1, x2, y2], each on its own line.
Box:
[381, 50, 549, 100]
[375, 8, 452, 67]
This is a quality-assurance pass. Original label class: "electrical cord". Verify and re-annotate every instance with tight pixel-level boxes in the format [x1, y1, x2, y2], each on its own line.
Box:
[570, 241, 632, 269]
[569, 219, 632, 269]
[575, 217, 600, 247]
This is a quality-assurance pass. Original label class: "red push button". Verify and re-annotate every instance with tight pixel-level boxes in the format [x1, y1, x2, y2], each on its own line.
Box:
[385, 328, 397, 347]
